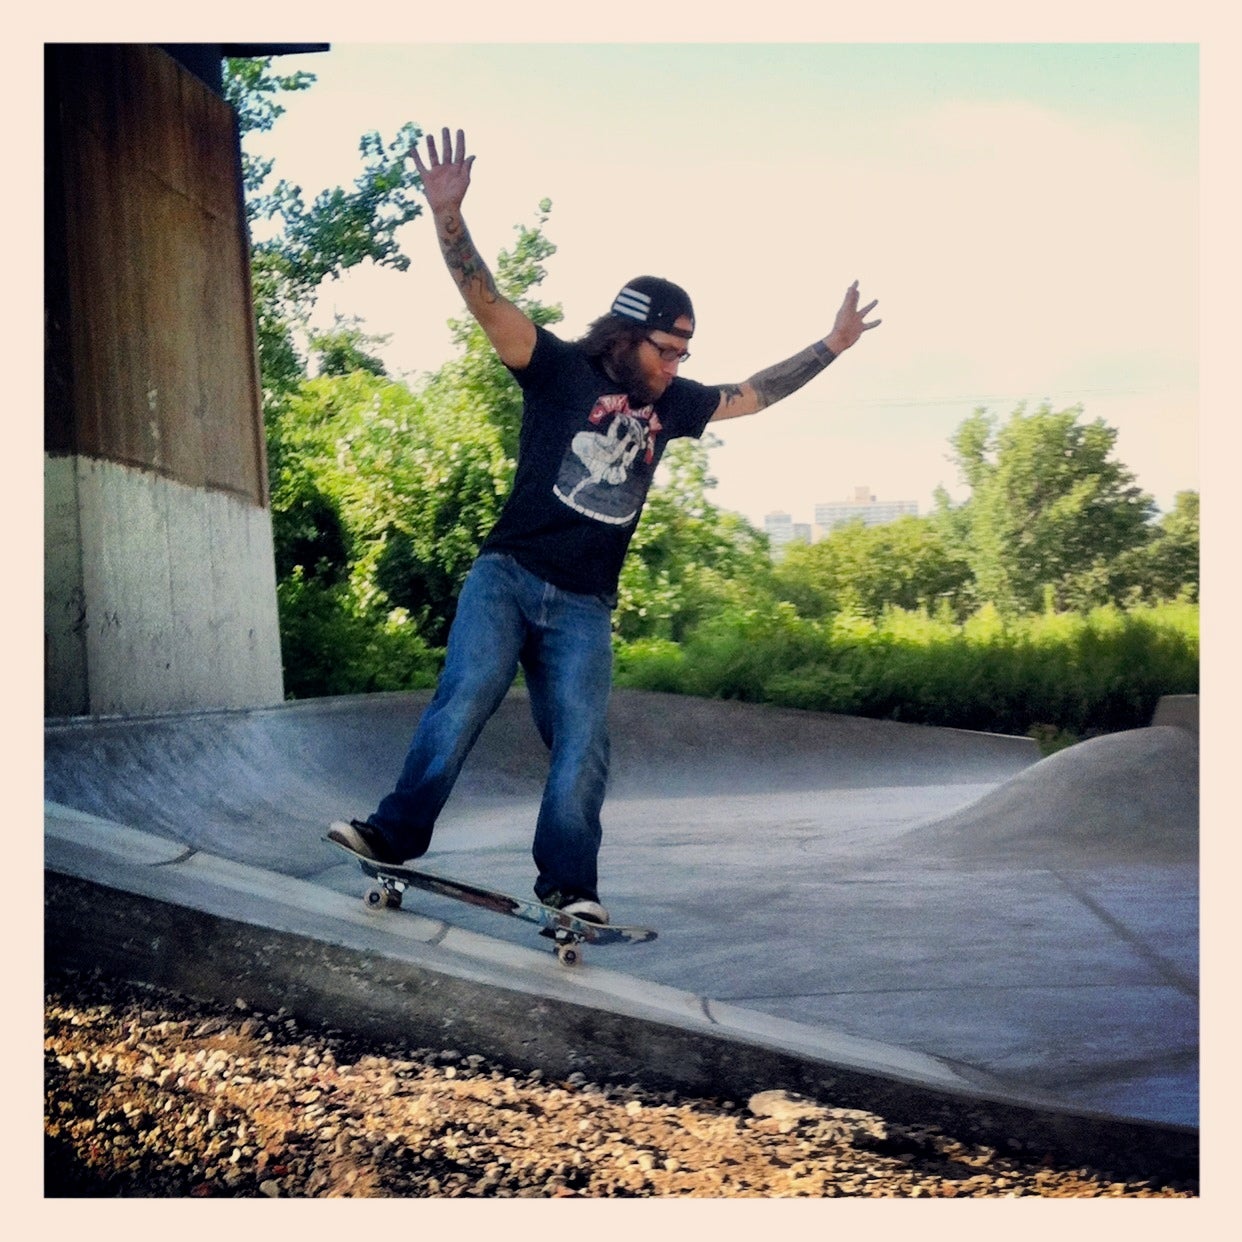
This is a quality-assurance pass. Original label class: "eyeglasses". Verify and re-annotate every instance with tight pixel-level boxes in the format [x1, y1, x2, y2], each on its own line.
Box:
[645, 336, 691, 364]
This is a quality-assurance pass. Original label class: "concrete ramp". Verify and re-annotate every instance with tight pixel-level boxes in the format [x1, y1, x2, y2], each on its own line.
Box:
[911, 726, 1199, 864]
[43, 690, 1038, 873]
[43, 689, 1198, 1134]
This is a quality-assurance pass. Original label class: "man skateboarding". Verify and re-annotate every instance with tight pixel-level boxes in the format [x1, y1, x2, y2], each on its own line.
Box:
[329, 127, 881, 926]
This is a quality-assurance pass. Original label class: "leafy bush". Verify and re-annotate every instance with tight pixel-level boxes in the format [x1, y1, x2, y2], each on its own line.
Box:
[277, 571, 441, 699]
[613, 600, 1198, 744]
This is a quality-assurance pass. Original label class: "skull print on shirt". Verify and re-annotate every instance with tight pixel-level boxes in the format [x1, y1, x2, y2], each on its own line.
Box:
[553, 394, 664, 526]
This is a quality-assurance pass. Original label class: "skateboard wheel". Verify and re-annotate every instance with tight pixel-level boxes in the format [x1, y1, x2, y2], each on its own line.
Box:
[556, 944, 581, 967]
[364, 885, 390, 911]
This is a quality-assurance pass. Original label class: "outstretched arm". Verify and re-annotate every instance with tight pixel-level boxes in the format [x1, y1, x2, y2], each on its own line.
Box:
[709, 281, 881, 422]
[411, 128, 537, 369]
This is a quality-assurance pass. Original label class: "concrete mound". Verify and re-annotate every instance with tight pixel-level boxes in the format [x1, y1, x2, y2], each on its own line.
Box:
[911, 726, 1198, 863]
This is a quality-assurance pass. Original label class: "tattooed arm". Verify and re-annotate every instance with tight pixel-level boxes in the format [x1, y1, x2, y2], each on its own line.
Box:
[411, 128, 537, 369]
[710, 281, 880, 422]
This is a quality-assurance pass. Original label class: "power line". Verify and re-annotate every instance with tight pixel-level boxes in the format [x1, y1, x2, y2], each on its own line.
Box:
[787, 385, 1192, 410]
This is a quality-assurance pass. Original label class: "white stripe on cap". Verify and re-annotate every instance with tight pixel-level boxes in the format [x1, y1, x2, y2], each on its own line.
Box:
[612, 287, 652, 322]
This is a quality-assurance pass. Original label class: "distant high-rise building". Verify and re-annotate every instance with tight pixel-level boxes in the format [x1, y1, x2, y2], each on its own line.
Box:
[815, 485, 918, 534]
[764, 511, 812, 559]
[764, 511, 795, 548]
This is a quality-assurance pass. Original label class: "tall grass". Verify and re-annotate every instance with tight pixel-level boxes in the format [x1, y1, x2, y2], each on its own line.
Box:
[612, 600, 1198, 744]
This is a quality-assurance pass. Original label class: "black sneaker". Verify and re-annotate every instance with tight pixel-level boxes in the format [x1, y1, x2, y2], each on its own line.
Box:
[542, 890, 610, 925]
[327, 819, 405, 866]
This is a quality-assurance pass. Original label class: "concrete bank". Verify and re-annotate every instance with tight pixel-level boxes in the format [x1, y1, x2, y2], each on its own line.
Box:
[45, 705, 1198, 1185]
[44, 691, 1198, 1171]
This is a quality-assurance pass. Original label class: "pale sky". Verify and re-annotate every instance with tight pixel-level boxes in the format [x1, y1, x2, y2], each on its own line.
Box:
[244, 41, 1198, 529]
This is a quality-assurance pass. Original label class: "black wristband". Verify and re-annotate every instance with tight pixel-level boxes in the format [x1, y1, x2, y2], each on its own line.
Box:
[811, 340, 836, 367]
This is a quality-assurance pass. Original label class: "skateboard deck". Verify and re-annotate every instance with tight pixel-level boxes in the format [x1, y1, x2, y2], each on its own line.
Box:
[325, 835, 657, 966]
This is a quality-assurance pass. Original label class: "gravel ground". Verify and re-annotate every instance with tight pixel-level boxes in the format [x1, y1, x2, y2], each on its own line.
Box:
[44, 969, 1196, 1199]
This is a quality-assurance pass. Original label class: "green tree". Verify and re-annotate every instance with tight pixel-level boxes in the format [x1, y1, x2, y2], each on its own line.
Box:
[223, 56, 445, 692]
[946, 403, 1155, 613]
[1106, 489, 1199, 604]
[1147, 490, 1200, 600]
[309, 316, 390, 378]
[223, 57, 424, 407]
[273, 369, 512, 645]
[367, 201, 563, 640]
[776, 514, 973, 620]
[616, 436, 773, 642]
[224, 56, 316, 219]
[268, 205, 563, 678]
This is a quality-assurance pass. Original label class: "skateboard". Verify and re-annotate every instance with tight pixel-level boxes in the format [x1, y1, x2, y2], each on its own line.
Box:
[324, 836, 657, 967]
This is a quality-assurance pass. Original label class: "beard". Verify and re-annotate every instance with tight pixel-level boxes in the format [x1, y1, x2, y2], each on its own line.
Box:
[607, 344, 667, 408]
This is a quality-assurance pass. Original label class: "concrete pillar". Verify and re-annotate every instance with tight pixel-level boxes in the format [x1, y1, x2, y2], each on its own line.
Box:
[44, 44, 283, 716]
[44, 456, 283, 715]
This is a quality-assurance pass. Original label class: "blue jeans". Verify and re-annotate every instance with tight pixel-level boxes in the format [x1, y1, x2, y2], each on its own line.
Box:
[368, 553, 613, 903]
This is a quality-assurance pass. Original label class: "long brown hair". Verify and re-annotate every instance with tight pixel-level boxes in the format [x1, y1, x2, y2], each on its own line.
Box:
[575, 314, 649, 364]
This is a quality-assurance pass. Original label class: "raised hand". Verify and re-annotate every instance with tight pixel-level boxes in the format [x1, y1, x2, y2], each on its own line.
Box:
[826, 281, 882, 354]
[409, 125, 537, 368]
[410, 127, 475, 215]
[711, 279, 883, 422]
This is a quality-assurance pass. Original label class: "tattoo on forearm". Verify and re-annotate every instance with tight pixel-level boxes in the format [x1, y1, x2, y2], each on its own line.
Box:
[749, 343, 835, 409]
[439, 213, 499, 305]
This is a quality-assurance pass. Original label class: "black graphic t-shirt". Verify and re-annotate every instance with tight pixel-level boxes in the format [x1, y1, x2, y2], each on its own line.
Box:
[480, 325, 719, 600]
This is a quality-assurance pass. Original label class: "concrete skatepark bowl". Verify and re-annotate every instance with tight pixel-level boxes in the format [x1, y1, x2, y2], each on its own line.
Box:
[44, 688, 1198, 1170]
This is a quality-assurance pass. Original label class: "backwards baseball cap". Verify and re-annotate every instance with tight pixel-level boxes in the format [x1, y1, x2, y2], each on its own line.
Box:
[610, 276, 695, 338]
